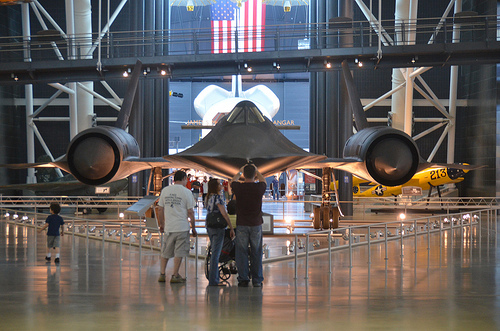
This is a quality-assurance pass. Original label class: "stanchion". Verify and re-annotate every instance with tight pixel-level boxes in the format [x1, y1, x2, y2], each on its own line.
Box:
[102, 223, 105, 259]
[414, 219, 418, 256]
[427, 218, 430, 252]
[294, 234, 298, 280]
[400, 221, 404, 260]
[384, 223, 388, 261]
[328, 231, 332, 274]
[86, 220, 89, 256]
[195, 235, 198, 279]
[367, 226, 371, 265]
[119, 224, 123, 263]
[348, 226, 353, 268]
[305, 234, 309, 279]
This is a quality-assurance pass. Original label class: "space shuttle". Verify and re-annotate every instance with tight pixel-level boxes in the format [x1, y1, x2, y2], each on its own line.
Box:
[193, 75, 280, 137]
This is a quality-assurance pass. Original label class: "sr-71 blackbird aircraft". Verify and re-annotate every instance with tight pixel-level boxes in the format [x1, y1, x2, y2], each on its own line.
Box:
[1, 59, 477, 227]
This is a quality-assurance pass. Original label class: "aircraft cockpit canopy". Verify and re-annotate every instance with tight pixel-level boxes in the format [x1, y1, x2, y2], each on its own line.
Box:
[226, 101, 265, 124]
[447, 167, 467, 180]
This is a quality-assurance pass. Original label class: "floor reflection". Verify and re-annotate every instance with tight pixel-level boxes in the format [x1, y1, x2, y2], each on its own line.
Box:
[1, 213, 499, 329]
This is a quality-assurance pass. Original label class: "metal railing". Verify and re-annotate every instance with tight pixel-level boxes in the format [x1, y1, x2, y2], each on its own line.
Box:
[267, 207, 496, 280]
[0, 15, 498, 64]
[2, 203, 497, 283]
[0, 195, 140, 211]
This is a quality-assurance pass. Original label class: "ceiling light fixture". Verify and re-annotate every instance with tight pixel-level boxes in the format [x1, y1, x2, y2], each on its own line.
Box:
[283, 0, 291, 12]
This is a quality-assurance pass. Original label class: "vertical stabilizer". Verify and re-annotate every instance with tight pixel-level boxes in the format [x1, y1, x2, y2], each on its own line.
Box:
[231, 75, 243, 98]
[341, 60, 369, 131]
[115, 59, 143, 130]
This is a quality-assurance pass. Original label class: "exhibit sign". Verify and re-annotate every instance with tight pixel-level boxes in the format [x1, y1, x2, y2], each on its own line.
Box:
[95, 187, 110, 194]
[401, 186, 422, 196]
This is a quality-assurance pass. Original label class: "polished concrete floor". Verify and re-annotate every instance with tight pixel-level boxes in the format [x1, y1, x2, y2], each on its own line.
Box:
[1, 212, 499, 330]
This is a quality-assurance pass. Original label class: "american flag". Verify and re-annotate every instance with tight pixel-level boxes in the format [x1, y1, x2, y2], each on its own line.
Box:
[211, 0, 266, 54]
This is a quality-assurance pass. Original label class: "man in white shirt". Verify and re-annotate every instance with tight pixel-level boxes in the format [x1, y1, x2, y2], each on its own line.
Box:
[156, 170, 197, 283]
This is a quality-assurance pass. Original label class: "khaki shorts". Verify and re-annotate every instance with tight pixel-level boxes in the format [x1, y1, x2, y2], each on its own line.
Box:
[161, 231, 190, 258]
[47, 235, 60, 248]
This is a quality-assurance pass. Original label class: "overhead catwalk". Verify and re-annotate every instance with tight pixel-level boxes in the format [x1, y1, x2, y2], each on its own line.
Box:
[1, 211, 498, 330]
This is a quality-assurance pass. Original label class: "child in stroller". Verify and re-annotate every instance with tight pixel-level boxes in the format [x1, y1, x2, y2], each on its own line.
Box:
[204, 230, 237, 281]
[204, 199, 237, 281]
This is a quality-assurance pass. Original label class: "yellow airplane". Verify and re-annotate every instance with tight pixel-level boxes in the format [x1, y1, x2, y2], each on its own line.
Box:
[332, 167, 469, 198]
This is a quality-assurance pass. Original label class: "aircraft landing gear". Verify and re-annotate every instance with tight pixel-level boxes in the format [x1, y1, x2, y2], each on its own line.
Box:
[312, 167, 340, 230]
[313, 205, 339, 230]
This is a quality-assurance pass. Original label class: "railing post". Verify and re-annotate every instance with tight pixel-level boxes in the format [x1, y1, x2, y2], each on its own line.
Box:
[119, 224, 123, 263]
[195, 235, 198, 279]
[414, 219, 418, 255]
[86, 220, 89, 256]
[294, 234, 298, 280]
[384, 223, 388, 261]
[444, 18, 447, 43]
[348, 227, 353, 268]
[400, 220, 404, 260]
[427, 218, 431, 253]
[328, 231, 332, 274]
[360, 22, 364, 48]
[102, 223, 105, 259]
[484, 17, 489, 43]
[305, 234, 309, 279]
[367, 225, 371, 265]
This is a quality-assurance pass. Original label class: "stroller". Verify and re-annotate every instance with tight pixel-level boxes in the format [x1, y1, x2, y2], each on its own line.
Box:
[204, 229, 238, 281]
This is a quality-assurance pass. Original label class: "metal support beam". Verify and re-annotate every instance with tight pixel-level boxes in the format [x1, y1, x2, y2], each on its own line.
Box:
[427, 124, 450, 161]
[29, 122, 64, 178]
[354, 0, 393, 45]
[413, 121, 448, 141]
[100, 81, 123, 105]
[48, 83, 75, 95]
[22, 3, 36, 184]
[30, 89, 63, 118]
[77, 82, 121, 111]
[447, 0, 462, 164]
[86, 0, 129, 57]
[29, 2, 64, 60]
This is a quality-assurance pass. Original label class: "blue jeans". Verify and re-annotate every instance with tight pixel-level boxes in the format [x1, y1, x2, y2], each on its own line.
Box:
[235, 225, 263, 284]
[272, 187, 279, 200]
[206, 227, 226, 285]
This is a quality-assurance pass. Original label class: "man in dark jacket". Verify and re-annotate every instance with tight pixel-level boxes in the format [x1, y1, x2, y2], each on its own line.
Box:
[231, 164, 266, 287]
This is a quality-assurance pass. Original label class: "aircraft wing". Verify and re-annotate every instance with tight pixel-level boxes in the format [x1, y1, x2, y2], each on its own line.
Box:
[417, 162, 484, 172]
[0, 160, 71, 173]
[124, 157, 174, 169]
[295, 157, 374, 182]
[0, 181, 86, 191]
[0, 178, 128, 196]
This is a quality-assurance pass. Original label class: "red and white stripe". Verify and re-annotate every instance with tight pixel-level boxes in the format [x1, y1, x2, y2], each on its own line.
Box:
[211, 0, 266, 54]
[237, 0, 266, 52]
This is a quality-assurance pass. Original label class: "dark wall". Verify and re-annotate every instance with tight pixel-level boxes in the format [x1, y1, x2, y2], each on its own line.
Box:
[455, 0, 498, 196]
[0, 85, 26, 187]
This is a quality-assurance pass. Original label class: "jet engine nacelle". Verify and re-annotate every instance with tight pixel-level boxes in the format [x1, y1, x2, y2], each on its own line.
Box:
[343, 127, 420, 186]
[66, 126, 140, 186]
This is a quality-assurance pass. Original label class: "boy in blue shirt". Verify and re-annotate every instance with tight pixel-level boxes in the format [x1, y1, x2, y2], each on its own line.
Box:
[38, 202, 65, 263]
